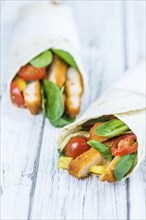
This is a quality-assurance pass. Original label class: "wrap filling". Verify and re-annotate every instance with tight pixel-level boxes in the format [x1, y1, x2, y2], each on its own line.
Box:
[10, 50, 83, 127]
[58, 115, 138, 182]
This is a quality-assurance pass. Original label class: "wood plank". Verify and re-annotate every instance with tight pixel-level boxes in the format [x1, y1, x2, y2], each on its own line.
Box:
[124, 1, 146, 219]
[30, 2, 128, 219]
[1, 96, 44, 219]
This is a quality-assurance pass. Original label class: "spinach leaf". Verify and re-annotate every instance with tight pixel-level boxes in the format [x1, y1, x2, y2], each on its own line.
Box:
[87, 140, 113, 161]
[43, 80, 64, 121]
[95, 119, 129, 138]
[52, 49, 78, 70]
[114, 152, 137, 181]
[50, 116, 75, 128]
[30, 50, 53, 68]
[58, 151, 65, 157]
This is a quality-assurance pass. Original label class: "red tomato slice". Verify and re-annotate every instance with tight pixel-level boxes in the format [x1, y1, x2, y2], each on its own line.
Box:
[111, 134, 138, 156]
[11, 81, 25, 107]
[18, 64, 46, 80]
[64, 136, 90, 158]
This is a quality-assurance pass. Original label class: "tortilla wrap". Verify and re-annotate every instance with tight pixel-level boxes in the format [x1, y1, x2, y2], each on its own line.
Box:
[57, 60, 146, 180]
[7, 2, 86, 106]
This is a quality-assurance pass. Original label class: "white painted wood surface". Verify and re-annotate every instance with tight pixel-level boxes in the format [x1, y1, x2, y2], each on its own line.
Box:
[1, 1, 145, 220]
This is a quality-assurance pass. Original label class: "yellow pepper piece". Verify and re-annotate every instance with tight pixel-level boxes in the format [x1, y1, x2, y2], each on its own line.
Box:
[89, 165, 106, 175]
[58, 156, 73, 170]
[15, 77, 27, 91]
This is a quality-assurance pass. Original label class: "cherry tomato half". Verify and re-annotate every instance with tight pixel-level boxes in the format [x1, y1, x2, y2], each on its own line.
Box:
[11, 81, 25, 107]
[18, 64, 46, 80]
[111, 134, 138, 156]
[64, 136, 90, 158]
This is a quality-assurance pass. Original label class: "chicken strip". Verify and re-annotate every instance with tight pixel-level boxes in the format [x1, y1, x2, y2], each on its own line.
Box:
[48, 55, 68, 88]
[68, 148, 104, 178]
[99, 156, 120, 182]
[89, 119, 120, 143]
[65, 67, 83, 118]
[90, 122, 109, 142]
[23, 80, 41, 115]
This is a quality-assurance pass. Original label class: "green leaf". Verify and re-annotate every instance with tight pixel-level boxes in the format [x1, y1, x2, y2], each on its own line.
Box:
[114, 152, 137, 181]
[30, 50, 53, 68]
[95, 119, 129, 138]
[43, 80, 64, 121]
[87, 140, 113, 161]
[50, 116, 75, 128]
[58, 150, 65, 157]
[52, 49, 78, 70]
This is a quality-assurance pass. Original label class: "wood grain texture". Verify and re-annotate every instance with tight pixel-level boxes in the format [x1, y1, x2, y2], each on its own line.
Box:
[1, 1, 145, 220]
[1, 96, 45, 219]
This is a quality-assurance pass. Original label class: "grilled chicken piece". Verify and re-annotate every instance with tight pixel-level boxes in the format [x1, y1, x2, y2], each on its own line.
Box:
[23, 80, 41, 115]
[65, 67, 83, 118]
[89, 116, 117, 143]
[48, 55, 68, 88]
[68, 148, 104, 178]
[89, 122, 109, 142]
[99, 156, 120, 182]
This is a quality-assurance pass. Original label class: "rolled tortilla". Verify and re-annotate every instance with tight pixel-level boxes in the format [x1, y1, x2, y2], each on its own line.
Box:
[8, 2, 86, 122]
[57, 60, 146, 181]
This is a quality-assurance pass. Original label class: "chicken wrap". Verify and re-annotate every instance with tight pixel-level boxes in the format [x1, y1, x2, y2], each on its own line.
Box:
[57, 61, 145, 182]
[8, 2, 85, 127]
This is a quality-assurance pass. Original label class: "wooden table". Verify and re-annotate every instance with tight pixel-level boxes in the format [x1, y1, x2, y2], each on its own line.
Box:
[1, 1, 145, 219]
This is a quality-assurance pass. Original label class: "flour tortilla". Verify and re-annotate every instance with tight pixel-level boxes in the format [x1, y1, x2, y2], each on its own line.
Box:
[58, 60, 146, 180]
[8, 2, 86, 105]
